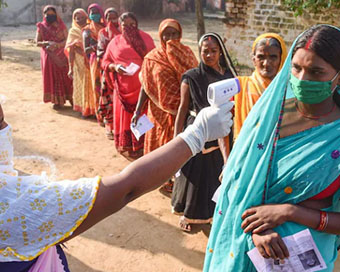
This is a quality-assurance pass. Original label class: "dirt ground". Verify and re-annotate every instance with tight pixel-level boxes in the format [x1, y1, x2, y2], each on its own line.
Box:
[1, 14, 340, 272]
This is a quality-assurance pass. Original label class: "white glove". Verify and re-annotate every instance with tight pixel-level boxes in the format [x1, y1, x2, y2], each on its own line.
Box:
[179, 101, 234, 156]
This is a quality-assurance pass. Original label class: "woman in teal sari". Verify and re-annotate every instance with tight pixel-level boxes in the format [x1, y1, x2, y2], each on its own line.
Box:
[204, 25, 340, 271]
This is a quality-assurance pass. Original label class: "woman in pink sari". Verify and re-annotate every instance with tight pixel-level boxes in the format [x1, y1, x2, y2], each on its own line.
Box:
[36, 5, 73, 109]
[97, 8, 120, 140]
[102, 12, 155, 158]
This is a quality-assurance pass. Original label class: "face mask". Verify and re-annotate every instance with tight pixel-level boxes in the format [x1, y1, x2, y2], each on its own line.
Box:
[89, 13, 101, 23]
[0, 124, 15, 175]
[290, 71, 340, 104]
[45, 14, 57, 24]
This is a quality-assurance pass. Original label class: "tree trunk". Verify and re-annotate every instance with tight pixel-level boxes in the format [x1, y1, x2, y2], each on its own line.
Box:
[195, 0, 205, 42]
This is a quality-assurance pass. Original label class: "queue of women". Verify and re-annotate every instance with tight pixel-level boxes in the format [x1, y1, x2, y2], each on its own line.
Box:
[1, 2, 338, 270]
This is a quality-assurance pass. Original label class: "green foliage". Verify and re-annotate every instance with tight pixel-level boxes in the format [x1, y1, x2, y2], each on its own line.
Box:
[0, 0, 7, 11]
[283, 0, 340, 16]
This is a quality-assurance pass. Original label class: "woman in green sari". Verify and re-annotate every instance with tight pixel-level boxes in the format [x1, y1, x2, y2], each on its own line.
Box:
[204, 25, 340, 271]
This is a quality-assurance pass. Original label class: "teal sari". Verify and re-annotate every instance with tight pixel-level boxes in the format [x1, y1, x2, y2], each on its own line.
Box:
[204, 26, 340, 271]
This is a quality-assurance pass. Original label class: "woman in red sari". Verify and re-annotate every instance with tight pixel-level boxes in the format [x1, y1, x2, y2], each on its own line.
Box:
[97, 8, 120, 140]
[83, 3, 106, 122]
[102, 12, 155, 158]
[36, 5, 73, 109]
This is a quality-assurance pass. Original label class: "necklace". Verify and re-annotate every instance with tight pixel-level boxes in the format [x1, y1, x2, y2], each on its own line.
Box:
[295, 100, 336, 119]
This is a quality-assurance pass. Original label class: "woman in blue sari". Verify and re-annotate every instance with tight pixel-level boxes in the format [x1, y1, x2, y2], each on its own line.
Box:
[204, 25, 340, 271]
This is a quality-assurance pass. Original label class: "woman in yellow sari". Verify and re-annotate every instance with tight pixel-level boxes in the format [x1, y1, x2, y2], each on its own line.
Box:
[233, 33, 287, 139]
[65, 9, 97, 116]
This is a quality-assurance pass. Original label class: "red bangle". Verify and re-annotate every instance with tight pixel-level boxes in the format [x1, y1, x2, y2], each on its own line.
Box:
[316, 211, 328, 231]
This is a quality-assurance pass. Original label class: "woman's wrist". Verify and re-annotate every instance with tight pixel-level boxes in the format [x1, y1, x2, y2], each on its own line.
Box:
[283, 203, 296, 222]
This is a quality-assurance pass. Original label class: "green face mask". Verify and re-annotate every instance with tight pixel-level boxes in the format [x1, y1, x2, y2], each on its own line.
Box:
[89, 13, 101, 23]
[290, 72, 339, 104]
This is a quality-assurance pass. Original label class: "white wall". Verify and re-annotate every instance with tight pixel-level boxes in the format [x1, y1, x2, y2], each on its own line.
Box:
[0, 0, 36, 25]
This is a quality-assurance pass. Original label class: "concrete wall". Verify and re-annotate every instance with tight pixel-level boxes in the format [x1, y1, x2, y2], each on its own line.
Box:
[224, 0, 340, 68]
[0, 0, 123, 25]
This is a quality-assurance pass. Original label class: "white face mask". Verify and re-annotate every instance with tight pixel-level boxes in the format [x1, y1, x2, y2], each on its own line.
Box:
[0, 124, 16, 175]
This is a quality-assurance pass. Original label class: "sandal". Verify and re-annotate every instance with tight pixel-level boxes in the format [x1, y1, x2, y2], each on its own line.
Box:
[159, 180, 173, 195]
[179, 216, 191, 232]
[106, 131, 114, 140]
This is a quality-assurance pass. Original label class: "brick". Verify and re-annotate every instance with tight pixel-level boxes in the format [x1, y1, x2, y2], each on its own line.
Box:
[259, 4, 269, 9]
[283, 18, 294, 24]
[255, 20, 263, 26]
[262, 10, 270, 15]
[232, 8, 238, 13]
[274, 5, 285, 11]
[254, 9, 261, 14]
[226, 2, 234, 8]
[267, 16, 281, 22]
[237, 19, 246, 25]
[254, 15, 263, 20]
[303, 13, 311, 20]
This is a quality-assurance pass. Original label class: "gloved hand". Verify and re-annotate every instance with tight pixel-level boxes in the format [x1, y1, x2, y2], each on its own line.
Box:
[179, 101, 234, 156]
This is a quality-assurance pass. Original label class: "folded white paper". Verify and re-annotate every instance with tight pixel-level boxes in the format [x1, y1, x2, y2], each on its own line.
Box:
[248, 229, 326, 272]
[130, 114, 154, 141]
[122, 62, 140, 76]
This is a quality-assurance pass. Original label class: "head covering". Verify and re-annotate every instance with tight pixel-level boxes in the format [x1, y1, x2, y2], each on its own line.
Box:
[85, 3, 105, 40]
[158, 18, 182, 49]
[233, 33, 287, 139]
[71, 8, 88, 29]
[199, 32, 238, 76]
[252, 32, 287, 72]
[204, 25, 340, 271]
[120, 13, 147, 59]
[39, 5, 66, 31]
[183, 32, 237, 122]
[104, 7, 118, 19]
[87, 3, 105, 23]
[64, 9, 88, 59]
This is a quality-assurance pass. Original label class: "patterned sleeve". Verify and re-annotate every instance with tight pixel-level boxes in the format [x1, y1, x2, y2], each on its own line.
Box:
[0, 173, 100, 262]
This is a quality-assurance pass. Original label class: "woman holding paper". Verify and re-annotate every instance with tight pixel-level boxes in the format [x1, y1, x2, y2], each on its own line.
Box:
[132, 19, 198, 154]
[132, 18, 198, 193]
[171, 33, 238, 231]
[204, 25, 340, 272]
[102, 12, 155, 159]
[97, 8, 120, 140]
[36, 5, 73, 109]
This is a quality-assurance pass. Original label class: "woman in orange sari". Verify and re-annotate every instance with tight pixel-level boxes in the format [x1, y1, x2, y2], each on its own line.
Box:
[233, 33, 287, 139]
[102, 12, 155, 159]
[36, 5, 72, 109]
[132, 19, 198, 154]
[65, 9, 97, 116]
[83, 3, 106, 121]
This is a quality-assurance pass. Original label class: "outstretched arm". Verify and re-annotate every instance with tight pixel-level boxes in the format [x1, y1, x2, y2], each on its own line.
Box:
[63, 102, 234, 242]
